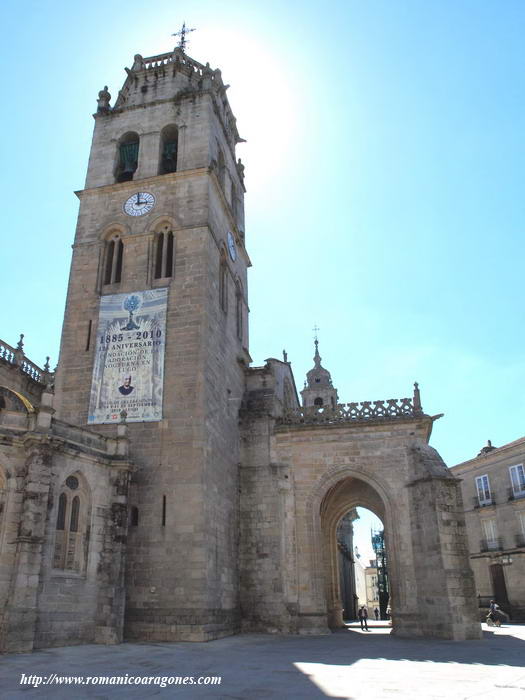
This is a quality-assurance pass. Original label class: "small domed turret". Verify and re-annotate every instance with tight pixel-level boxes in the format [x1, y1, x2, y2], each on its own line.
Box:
[301, 339, 339, 409]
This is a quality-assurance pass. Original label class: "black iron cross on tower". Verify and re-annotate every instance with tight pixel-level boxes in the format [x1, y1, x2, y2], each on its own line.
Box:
[172, 22, 196, 52]
[313, 324, 320, 342]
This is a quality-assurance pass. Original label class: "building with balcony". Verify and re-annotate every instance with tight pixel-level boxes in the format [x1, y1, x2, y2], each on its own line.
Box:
[451, 438, 525, 620]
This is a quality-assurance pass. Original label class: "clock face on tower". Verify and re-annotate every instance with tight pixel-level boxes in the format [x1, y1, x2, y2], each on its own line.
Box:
[123, 192, 156, 217]
[227, 231, 237, 261]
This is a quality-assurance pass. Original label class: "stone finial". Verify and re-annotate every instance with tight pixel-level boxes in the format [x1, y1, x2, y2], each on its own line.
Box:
[413, 381, 422, 413]
[13, 333, 25, 366]
[42, 356, 54, 392]
[313, 339, 321, 367]
[478, 440, 497, 456]
[283, 349, 288, 363]
[97, 85, 111, 113]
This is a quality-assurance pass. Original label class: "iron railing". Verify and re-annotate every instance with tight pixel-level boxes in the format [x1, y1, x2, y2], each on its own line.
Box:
[480, 537, 504, 553]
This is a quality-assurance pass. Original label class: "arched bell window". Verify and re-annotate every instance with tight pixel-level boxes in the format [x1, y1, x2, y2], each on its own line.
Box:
[104, 234, 124, 285]
[53, 474, 90, 572]
[314, 397, 324, 407]
[159, 125, 178, 175]
[115, 132, 139, 183]
[153, 225, 175, 279]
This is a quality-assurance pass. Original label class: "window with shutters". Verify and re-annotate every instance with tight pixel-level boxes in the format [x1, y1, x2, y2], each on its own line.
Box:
[53, 474, 90, 573]
[509, 464, 525, 497]
[115, 132, 140, 183]
[481, 518, 498, 551]
[475, 475, 492, 506]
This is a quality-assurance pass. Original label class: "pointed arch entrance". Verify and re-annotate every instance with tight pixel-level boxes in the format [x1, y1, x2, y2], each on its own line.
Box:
[320, 475, 390, 629]
[304, 466, 400, 632]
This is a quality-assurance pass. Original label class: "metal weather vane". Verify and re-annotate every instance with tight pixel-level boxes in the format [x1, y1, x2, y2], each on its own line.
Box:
[172, 22, 196, 52]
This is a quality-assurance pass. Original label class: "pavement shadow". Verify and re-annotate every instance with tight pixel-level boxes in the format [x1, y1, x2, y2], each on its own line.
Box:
[323, 627, 525, 668]
[1, 629, 524, 699]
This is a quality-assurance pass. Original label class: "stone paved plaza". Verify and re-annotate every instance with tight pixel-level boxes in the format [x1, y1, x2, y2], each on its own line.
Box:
[1, 623, 524, 699]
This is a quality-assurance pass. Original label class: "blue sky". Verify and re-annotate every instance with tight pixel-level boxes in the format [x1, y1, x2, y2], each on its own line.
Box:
[1, 0, 524, 471]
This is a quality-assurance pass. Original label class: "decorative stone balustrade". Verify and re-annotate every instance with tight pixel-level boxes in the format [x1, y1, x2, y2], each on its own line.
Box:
[279, 383, 424, 427]
[0, 341, 15, 365]
[0, 335, 50, 386]
[140, 50, 210, 76]
[20, 359, 43, 383]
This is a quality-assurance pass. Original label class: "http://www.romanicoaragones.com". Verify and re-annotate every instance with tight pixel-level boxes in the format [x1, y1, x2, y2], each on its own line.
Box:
[20, 673, 222, 689]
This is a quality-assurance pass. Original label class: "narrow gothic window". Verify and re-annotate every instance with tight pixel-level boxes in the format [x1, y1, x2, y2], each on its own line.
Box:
[159, 125, 178, 174]
[235, 281, 243, 341]
[70, 496, 80, 532]
[104, 236, 124, 285]
[115, 239, 123, 282]
[104, 240, 114, 283]
[130, 506, 139, 527]
[231, 187, 238, 220]
[56, 492, 67, 530]
[154, 227, 174, 279]
[218, 149, 226, 190]
[116, 132, 139, 183]
[53, 475, 90, 572]
[219, 251, 228, 312]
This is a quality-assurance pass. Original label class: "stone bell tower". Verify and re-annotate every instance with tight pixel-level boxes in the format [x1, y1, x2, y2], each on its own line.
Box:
[54, 41, 250, 641]
[301, 339, 339, 409]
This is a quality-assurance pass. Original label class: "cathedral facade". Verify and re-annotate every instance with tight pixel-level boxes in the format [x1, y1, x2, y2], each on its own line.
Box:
[0, 44, 481, 653]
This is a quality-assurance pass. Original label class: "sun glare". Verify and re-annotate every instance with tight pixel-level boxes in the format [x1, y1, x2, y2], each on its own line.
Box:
[193, 26, 301, 190]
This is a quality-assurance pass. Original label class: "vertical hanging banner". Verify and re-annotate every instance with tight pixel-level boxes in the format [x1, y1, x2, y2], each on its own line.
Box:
[88, 288, 168, 424]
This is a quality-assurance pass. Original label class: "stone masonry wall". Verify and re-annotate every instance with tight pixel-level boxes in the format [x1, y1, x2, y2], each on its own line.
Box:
[240, 362, 481, 640]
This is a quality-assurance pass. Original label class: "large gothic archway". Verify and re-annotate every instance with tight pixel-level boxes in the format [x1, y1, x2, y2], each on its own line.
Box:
[318, 474, 391, 628]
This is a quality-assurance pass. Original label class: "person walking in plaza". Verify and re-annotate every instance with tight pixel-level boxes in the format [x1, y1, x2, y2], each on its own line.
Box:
[374, 607, 379, 621]
[358, 606, 369, 631]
